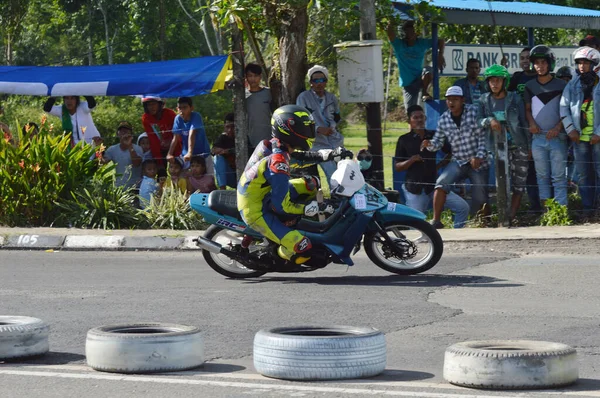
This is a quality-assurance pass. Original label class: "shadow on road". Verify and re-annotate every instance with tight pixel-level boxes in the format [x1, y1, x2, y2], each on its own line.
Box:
[243, 274, 522, 288]
[347, 369, 435, 383]
[0, 351, 85, 365]
[559, 378, 600, 392]
[166, 362, 247, 376]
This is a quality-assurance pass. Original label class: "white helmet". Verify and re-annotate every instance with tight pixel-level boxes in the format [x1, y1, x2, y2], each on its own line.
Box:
[573, 46, 600, 66]
[141, 96, 164, 103]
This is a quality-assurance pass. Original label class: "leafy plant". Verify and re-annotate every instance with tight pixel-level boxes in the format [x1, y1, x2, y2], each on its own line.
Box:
[141, 186, 206, 230]
[0, 119, 104, 226]
[54, 168, 142, 229]
[540, 198, 572, 226]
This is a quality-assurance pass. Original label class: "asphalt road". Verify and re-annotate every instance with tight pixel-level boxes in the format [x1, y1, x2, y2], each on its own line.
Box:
[1, 243, 599, 397]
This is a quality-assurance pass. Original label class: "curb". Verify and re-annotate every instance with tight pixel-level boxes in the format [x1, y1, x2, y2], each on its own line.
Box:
[2, 225, 600, 251]
[0, 233, 202, 251]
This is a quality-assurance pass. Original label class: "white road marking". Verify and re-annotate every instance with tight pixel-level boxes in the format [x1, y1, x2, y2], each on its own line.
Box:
[0, 369, 520, 397]
[1, 368, 599, 397]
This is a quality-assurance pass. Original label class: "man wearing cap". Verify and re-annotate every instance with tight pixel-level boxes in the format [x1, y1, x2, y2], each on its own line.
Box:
[387, 19, 445, 111]
[421, 86, 489, 228]
[101, 121, 144, 188]
[395, 104, 469, 228]
[296, 65, 343, 181]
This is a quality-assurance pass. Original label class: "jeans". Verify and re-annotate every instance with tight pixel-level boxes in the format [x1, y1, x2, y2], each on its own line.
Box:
[526, 159, 541, 211]
[403, 77, 421, 111]
[531, 135, 568, 206]
[435, 160, 489, 215]
[402, 185, 469, 228]
[573, 140, 600, 210]
[214, 155, 236, 189]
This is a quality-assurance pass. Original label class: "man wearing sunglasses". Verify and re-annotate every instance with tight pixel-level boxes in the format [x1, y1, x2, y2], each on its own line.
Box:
[296, 65, 343, 182]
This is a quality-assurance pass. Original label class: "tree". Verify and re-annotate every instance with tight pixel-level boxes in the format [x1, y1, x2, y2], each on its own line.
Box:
[0, 0, 29, 65]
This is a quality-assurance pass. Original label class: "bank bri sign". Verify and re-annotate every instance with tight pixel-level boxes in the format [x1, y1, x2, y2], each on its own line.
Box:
[442, 44, 578, 76]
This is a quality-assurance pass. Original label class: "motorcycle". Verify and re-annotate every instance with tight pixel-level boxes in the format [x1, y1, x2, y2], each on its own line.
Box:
[190, 159, 443, 279]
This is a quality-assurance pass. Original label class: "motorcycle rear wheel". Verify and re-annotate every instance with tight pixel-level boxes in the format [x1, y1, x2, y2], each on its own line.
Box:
[364, 219, 443, 275]
[202, 225, 267, 279]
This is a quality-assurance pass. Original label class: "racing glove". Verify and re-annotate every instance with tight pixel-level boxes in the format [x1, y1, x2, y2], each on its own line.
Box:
[317, 147, 354, 162]
[304, 201, 335, 217]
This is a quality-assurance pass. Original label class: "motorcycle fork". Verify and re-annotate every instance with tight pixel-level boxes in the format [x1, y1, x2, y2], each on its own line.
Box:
[371, 220, 407, 257]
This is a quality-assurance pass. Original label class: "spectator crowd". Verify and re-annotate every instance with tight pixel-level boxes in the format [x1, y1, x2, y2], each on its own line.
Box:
[6, 62, 346, 211]
[392, 27, 600, 228]
[3, 28, 599, 229]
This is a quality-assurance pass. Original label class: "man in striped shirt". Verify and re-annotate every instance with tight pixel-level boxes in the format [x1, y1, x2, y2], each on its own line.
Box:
[421, 86, 489, 228]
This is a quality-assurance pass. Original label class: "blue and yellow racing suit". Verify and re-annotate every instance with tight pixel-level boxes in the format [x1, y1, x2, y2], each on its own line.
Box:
[237, 138, 317, 263]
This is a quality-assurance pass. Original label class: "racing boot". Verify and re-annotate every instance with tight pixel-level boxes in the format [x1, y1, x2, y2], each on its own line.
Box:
[278, 235, 312, 265]
[241, 234, 254, 249]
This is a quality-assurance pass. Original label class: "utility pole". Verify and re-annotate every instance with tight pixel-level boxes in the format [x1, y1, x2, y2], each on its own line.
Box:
[230, 18, 249, 179]
[359, 0, 384, 187]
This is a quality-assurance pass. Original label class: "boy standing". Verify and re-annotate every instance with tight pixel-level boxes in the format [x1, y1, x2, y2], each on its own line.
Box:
[387, 19, 445, 109]
[478, 65, 530, 221]
[245, 63, 273, 152]
[141, 96, 179, 165]
[212, 113, 237, 189]
[139, 159, 159, 209]
[167, 97, 213, 174]
[524, 45, 568, 207]
[454, 58, 487, 106]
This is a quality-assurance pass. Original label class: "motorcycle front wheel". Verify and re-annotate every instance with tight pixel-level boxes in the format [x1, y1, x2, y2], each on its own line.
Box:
[202, 225, 267, 279]
[364, 219, 443, 275]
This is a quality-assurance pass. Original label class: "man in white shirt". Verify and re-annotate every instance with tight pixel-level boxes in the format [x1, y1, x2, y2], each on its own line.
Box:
[43, 96, 101, 145]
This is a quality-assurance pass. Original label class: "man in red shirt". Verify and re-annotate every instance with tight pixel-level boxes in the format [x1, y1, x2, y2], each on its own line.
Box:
[141, 96, 180, 166]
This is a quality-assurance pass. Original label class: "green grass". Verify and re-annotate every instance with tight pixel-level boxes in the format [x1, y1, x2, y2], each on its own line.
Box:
[342, 121, 409, 188]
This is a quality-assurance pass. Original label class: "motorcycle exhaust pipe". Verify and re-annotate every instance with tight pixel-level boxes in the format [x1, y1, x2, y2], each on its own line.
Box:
[194, 236, 223, 254]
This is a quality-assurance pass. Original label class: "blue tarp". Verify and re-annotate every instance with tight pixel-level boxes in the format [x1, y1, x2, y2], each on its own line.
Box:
[0, 55, 231, 98]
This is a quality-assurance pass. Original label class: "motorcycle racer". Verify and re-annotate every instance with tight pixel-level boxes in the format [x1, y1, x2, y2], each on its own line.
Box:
[237, 105, 338, 265]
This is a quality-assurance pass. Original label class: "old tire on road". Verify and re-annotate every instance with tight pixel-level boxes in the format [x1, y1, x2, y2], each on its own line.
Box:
[86, 323, 204, 373]
[254, 326, 386, 380]
[0, 316, 50, 360]
[443, 340, 578, 389]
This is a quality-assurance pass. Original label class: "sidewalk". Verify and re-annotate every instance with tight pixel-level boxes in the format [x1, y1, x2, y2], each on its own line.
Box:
[0, 224, 598, 251]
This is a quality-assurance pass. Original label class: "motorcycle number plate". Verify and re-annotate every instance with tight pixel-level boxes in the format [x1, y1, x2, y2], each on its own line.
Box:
[354, 194, 367, 209]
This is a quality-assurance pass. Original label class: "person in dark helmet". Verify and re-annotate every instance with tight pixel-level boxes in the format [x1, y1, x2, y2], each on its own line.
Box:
[555, 66, 573, 83]
[237, 105, 337, 265]
[525, 45, 568, 207]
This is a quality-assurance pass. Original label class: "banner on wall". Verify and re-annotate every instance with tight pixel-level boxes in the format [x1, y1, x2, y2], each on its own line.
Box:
[441, 44, 578, 76]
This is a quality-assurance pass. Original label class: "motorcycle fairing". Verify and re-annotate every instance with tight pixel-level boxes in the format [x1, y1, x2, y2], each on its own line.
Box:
[189, 193, 261, 237]
[371, 201, 427, 230]
[349, 184, 388, 212]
